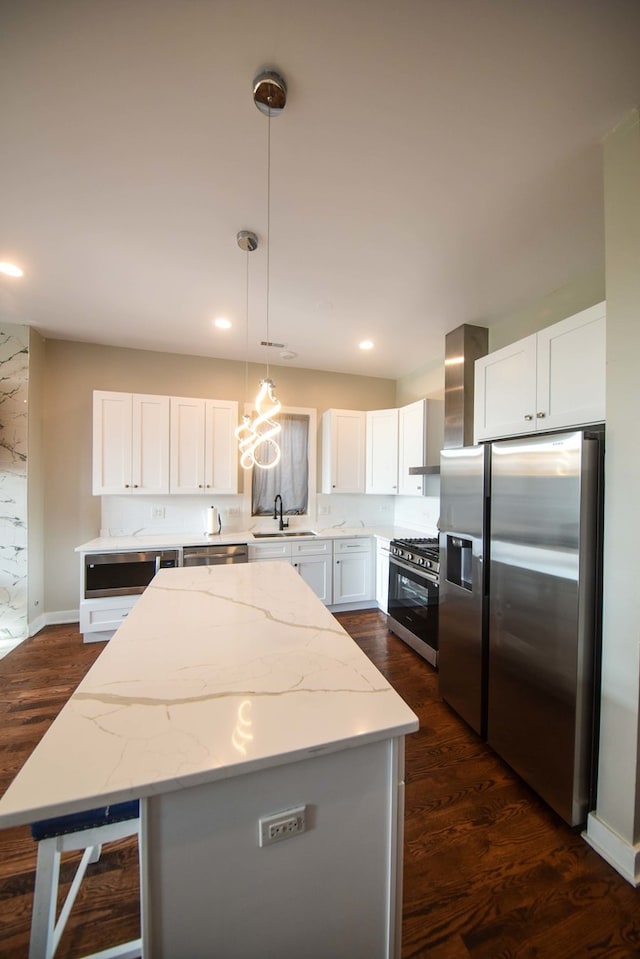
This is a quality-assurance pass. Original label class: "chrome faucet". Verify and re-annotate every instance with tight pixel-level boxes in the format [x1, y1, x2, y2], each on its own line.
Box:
[273, 494, 288, 531]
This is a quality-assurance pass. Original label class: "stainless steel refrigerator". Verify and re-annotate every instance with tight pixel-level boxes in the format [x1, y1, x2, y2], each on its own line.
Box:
[439, 429, 603, 827]
[439, 444, 490, 738]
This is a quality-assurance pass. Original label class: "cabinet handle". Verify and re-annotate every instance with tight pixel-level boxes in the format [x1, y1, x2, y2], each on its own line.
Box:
[124, 484, 130, 488]
[336, 560, 340, 564]
[524, 414, 533, 421]
[133, 484, 139, 488]
[294, 563, 298, 567]
[332, 484, 336, 489]
[198, 484, 204, 488]
[536, 411, 546, 418]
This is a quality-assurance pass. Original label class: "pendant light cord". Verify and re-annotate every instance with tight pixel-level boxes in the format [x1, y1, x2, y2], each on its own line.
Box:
[243, 249, 250, 404]
[265, 97, 272, 381]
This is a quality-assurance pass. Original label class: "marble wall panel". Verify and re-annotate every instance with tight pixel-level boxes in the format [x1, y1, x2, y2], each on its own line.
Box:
[0, 326, 28, 651]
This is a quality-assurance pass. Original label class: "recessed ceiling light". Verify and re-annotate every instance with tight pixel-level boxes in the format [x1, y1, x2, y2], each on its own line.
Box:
[359, 340, 374, 351]
[214, 317, 232, 330]
[0, 262, 24, 278]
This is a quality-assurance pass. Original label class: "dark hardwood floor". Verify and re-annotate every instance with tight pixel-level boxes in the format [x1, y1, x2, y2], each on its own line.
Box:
[1, 615, 638, 958]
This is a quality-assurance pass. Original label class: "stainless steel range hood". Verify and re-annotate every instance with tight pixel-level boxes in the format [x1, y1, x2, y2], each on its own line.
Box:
[408, 323, 488, 474]
[443, 323, 488, 449]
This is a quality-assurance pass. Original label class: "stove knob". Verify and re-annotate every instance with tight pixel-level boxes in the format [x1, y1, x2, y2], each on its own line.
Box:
[407, 553, 413, 562]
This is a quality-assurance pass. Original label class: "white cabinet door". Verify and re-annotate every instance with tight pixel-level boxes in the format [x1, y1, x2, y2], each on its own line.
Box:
[132, 394, 170, 494]
[293, 554, 332, 603]
[474, 335, 537, 442]
[170, 397, 206, 493]
[93, 391, 169, 494]
[170, 397, 238, 494]
[204, 400, 239, 494]
[366, 409, 399, 494]
[333, 538, 373, 604]
[322, 410, 366, 493]
[398, 399, 427, 496]
[93, 391, 132, 494]
[536, 302, 606, 432]
[375, 540, 390, 612]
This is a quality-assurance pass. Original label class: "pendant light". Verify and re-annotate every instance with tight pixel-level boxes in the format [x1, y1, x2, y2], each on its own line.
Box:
[234, 69, 287, 472]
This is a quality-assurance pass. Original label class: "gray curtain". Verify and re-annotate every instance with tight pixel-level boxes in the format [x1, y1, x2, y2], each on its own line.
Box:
[251, 413, 309, 516]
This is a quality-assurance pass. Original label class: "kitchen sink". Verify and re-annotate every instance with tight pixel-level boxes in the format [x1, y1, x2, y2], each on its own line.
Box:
[253, 530, 317, 538]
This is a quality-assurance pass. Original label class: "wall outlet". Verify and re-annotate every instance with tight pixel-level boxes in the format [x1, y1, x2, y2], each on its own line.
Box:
[318, 505, 330, 516]
[227, 507, 240, 517]
[151, 506, 165, 519]
[259, 805, 307, 847]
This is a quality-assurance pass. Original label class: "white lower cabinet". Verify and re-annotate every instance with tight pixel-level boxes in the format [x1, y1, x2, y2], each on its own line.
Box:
[333, 538, 373, 605]
[249, 539, 333, 603]
[375, 538, 390, 612]
[292, 539, 332, 604]
[249, 537, 375, 607]
[79, 596, 138, 643]
[293, 555, 332, 604]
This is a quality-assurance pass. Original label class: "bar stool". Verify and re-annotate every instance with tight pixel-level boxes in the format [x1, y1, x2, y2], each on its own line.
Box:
[29, 800, 141, 959]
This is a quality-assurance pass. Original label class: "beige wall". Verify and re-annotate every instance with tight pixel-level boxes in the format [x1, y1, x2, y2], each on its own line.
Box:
[395, 269, 605, 410]
[487, 269, 605, 351]
[42, 339, 395, 612]
[591, 110, 640, 849]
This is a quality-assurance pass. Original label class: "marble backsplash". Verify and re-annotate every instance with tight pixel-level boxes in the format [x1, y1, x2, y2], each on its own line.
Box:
[0, 325, 29, 654]
[99, 486, 441, 539]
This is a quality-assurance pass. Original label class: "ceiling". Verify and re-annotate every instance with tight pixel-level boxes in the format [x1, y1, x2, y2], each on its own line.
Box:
[2, 1, 640, 380]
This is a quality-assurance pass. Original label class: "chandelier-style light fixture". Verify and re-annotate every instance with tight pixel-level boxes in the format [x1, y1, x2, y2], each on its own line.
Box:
[234, 69, 287, 471]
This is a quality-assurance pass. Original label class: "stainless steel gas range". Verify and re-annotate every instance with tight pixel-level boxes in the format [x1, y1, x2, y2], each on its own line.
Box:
[387, 537, 439, 667]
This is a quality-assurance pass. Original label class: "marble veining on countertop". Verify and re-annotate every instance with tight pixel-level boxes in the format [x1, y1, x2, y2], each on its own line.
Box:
[0, 563, 418, 828]
[75, 525, 428, 553]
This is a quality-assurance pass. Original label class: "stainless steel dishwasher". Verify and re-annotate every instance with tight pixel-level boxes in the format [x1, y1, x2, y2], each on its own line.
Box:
[182, 543, 249, 566]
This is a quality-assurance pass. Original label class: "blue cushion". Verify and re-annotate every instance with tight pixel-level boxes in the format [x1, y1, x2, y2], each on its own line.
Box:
[31, 800, 139, 841]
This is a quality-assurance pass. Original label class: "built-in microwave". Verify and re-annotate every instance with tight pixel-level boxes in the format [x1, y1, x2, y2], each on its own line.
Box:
[83, 549, 180, 599]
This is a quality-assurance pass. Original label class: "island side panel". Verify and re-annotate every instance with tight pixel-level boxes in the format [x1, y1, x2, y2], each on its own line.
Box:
[142, 737, 406, 959]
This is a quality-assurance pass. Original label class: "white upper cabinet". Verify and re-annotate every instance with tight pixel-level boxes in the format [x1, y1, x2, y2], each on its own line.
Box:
[170, 397, 238, 494]
[398, 399, 427, 496]
[365, 400, 428, 496]
[535, 303, 606, 433]
[322, 409, 366, 493]
[366, 408, 399, 494]
[474, 302, 606, 442]
[93, 391, 170, 495]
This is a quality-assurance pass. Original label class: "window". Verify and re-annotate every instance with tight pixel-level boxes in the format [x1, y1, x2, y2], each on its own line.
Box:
[247, 407, 316, 518]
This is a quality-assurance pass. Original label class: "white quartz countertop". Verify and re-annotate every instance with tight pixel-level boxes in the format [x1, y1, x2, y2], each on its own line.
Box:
[0, 563, 418, 828]
[75, 525, 424, 552]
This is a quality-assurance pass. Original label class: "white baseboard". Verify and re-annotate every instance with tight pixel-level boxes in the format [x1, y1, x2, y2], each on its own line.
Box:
[29, 613, 47, 636]
[584, 812, 640, 886]
[29, 610, 79, 637]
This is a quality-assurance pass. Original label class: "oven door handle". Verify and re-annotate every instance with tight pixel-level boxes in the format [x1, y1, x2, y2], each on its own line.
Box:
[390, 555, 439, 585]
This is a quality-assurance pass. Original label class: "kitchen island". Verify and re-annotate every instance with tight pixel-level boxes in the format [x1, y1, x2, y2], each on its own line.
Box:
[0, 562, 418, 958]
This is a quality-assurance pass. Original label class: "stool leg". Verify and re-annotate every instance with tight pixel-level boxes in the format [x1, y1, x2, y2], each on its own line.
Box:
[88, 843, 102, 865]
[29, 837, 60, 959]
